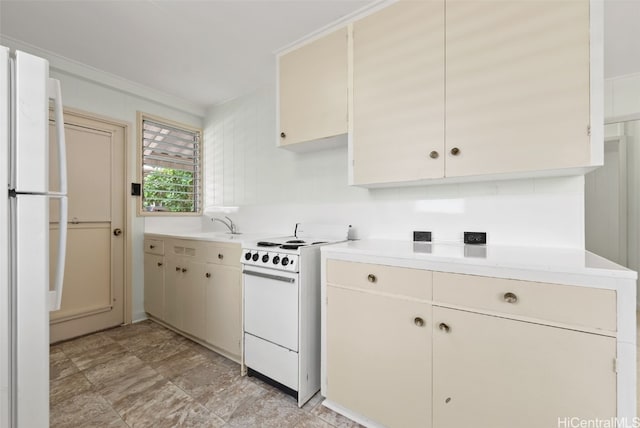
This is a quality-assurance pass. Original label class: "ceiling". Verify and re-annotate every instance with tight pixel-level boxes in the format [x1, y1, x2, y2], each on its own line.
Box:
[1, 0, 638, 112]
[0, 0, 372, 110]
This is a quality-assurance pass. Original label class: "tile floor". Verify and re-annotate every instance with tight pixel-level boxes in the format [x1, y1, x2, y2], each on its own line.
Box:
[50, 320, 361, 428]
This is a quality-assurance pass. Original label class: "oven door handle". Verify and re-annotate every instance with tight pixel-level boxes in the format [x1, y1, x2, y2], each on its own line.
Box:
[243, 270, 296, 284]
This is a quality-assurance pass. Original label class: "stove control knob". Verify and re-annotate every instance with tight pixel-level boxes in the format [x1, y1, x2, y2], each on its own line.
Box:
[262, 254, 269, 263]
[282, 257, 289, 266]
[252, 253, 259, 262]
[244, 252, 252, 261]
[273, 256, 280, 264]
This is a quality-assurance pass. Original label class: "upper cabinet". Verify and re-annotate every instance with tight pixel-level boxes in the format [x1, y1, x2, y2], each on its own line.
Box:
[278, 0, 599, 186]
[278, 27, 348, 151]
[348, 0, 597, 187]
[351, 0, 445, 185]
[444, 0, 591, 178]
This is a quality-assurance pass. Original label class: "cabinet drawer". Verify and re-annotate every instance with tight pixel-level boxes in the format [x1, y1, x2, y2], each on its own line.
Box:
[433, 272, 616, 332]
[206, 244, 241, 267]
[144, 238, 164, 255]
[326, 260, 432, 300]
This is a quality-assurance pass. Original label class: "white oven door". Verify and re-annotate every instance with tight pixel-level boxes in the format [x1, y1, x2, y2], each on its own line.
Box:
[243, 266, 298, 352]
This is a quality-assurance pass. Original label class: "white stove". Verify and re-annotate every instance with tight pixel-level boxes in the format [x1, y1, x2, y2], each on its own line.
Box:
[241, 224, 349, 406]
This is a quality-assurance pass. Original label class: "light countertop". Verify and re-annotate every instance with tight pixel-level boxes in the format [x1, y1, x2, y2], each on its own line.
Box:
[321, 239, 637, 281]
[144, 231, 275, 244]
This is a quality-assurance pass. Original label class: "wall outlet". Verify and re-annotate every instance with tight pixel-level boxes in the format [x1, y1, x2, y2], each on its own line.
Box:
[464, 232, 487, 245]
[131, 183, 141, 196]
[413, 231, 432, 242]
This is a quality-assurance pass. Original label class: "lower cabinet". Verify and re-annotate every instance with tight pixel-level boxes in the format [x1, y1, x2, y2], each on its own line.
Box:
[326, 285, 432, 428]
[143, 253, 164, 319]
[204, 263, 242, 358]
[432, 307, 616, 428]
[143, 235, 242, 361]
[323, 260, 620, 428]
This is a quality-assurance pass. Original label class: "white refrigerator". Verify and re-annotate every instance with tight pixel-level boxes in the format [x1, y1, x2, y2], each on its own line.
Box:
[0, 46, 68, 427]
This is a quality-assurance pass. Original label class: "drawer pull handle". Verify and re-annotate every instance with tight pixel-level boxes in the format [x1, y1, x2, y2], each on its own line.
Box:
[218, 253, 224, 260]
[157, 262, 163, 267]
[150, 244, 155, 249]
[367, 274, 377, 283]
[205, 273, 211, 278]
[175, 267, 181, 272]
[439, 323, 450, 333]
[503, 292, 518, 304]
[181, 268, 187, 273]
[429, 151, 439, 159]
[414, 317, 425, 327]
[450, 147, 460, 156]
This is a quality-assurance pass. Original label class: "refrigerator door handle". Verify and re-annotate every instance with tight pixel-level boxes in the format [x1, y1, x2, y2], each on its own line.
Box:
[49, 195, 67, 311]
[48, 78, 67, 194]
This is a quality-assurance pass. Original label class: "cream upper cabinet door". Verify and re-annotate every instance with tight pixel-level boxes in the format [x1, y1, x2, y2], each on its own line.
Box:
[445, 0, 590, 177]
[351, 0, 445, 185]
[278, 27, 347, 147]
[326, 286, 432, 428]
[432, 307, 616, 428]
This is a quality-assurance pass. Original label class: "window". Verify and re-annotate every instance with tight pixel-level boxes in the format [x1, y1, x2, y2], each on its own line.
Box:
[138, 112, 202, 215]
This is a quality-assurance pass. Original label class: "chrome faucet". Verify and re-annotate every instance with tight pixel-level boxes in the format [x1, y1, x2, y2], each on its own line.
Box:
[213, 216, 237, 234]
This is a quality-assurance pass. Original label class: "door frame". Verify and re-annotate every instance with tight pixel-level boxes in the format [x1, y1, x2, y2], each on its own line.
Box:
[59, 107, 132, 325]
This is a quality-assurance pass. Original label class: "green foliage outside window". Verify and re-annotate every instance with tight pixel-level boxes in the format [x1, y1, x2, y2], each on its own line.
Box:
[143, 168, 196, 212]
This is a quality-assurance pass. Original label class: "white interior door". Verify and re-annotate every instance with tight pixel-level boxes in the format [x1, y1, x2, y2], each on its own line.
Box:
[585, 137, 627, 265]
[48, 112, 126, 343]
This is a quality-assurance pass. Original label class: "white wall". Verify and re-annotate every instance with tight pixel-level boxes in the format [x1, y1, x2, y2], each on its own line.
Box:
[0, 38, 204, 322]
[605, 72, 640, 121]
[196, 85, 586, 248]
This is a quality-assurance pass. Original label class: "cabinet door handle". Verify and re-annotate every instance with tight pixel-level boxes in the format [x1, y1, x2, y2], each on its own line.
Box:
[439, 323, 450, 333]
[367, 274, 377, 283]
[150, 244, 155, 249]
[157, 262, 163, 267]
[205, 272, 211, 278]
[414, 317, 425, 327]
[503, 292, 518, 303]
[181, 268, 187, 273]
[218, 253, 224, 260]
[175, 267, 181, 272]
[450, 147, 460, 156]
[429, 151, 439, 159]
[280, 132, 286, 139]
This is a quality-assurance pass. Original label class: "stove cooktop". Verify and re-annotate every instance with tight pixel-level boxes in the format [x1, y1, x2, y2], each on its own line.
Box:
[256, 239, 329, 250]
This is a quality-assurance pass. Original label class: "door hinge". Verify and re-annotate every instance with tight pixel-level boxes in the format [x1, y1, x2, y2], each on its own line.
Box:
[587, 125, 591, 137]
[613, 358, 618, 373]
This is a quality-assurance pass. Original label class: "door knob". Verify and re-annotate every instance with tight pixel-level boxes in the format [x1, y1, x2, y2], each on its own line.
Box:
[113, 228, 123, 236]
